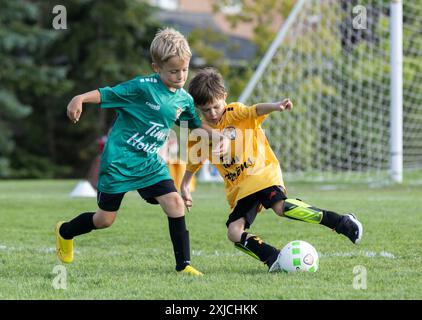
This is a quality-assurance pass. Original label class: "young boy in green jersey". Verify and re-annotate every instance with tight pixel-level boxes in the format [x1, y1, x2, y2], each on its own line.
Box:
[56, 28, 226, 276]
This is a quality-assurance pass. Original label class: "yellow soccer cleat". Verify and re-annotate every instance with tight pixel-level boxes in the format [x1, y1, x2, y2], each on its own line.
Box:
[179, 265, 204, 276]
[55, 221, 74, 263]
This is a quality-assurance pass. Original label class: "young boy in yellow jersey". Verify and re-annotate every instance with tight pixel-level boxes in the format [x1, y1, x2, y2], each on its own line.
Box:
[181, 68, 363, 272]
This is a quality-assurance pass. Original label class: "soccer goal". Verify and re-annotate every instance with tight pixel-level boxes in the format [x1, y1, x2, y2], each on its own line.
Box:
[239, 0, 422, 183]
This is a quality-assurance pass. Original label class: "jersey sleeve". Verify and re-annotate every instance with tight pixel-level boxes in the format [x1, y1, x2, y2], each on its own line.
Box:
[185, 139, 205, 174]
[226, 102, 268, 125]
[176, 97, 202, 129]
[99, 77, 143, 109]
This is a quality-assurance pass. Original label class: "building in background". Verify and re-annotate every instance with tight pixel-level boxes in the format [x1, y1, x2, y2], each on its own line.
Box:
[150, 0, 258, 38]
[148, 0, 281, 66]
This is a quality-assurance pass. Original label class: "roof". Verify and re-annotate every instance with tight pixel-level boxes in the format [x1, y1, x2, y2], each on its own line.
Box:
[156, 10, 256, 66]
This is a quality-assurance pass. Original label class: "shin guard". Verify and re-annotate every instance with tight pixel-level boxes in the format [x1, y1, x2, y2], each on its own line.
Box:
[283, 198, 323, 224]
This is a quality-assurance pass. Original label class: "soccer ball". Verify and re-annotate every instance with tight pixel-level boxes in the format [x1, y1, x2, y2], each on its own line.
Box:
[277, 240, 319, 273]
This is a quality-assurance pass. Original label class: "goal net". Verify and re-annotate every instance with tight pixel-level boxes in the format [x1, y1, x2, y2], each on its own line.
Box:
[239, 0, 422, 183]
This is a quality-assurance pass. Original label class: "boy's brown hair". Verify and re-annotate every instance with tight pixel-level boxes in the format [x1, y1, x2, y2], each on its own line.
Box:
[150, 27, 192, 66]
[188, 67, 226, 107]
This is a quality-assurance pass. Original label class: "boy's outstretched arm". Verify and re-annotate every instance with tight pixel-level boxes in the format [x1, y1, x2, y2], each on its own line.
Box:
[180, 170, 195, 212]
[256, 98, 293, 116]
[67, 90, 101, 123]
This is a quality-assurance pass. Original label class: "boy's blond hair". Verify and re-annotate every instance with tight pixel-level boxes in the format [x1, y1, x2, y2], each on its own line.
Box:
[150, 27, 192, 66]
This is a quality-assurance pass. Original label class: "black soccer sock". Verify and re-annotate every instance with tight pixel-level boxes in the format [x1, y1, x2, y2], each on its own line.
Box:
[237, 232, 279, 266]
[168, 216, 191, 271]
[320, 210, 343, 229]
[59, 212, 96, 239]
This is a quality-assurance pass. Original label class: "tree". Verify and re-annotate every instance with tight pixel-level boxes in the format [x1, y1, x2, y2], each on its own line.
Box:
[0, 0, 50, 177]
[3, 0, 161, 178]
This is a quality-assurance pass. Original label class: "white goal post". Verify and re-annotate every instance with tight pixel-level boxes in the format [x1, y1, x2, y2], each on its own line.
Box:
[239, 0, 421, 183]
[389, 0, 402, 183]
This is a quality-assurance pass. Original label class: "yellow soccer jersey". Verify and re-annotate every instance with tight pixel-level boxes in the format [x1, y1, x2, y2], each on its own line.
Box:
[186, 102, 285, 209]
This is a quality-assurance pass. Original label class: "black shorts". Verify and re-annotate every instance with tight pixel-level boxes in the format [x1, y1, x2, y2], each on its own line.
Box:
[97, 179, 178, 212]
[226, 185, 287, 229]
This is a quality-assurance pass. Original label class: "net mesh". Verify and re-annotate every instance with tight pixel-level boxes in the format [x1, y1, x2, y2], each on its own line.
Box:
[240, 0, 422, 182]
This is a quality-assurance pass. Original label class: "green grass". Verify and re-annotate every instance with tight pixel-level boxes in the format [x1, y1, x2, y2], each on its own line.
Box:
[0, 178, 421, 300]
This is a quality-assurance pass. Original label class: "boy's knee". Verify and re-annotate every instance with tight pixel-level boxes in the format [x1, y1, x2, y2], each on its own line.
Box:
[227, 226, 242, 243]
[104, 218, 115, 228]
[161, 193, 185, 217]
[94, 211, 116, 229]
[172, 195, 185, 213]
[272, 200, 285, 217]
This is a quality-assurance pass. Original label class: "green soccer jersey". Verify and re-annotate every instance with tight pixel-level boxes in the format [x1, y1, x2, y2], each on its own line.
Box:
[97, 73, 201, 194]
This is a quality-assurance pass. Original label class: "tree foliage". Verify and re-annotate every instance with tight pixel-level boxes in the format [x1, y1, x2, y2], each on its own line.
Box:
[0, 0, 47, 177]
[1, 0, 161, 178]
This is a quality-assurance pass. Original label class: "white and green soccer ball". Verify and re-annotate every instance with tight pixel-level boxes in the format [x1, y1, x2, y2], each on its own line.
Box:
[277, 240, 319, 273]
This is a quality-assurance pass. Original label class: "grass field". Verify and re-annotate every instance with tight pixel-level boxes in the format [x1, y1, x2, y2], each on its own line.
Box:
[1, 177, 421, 300]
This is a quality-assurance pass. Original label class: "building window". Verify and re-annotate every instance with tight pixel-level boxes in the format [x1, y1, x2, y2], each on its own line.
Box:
[221, 0, 241, 15]
[151, 0, 178, 11]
